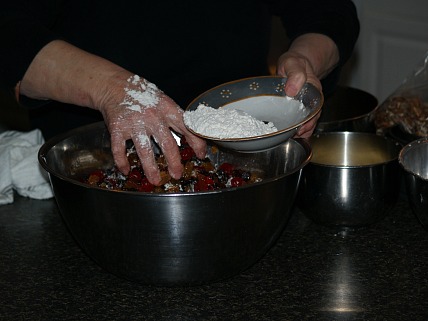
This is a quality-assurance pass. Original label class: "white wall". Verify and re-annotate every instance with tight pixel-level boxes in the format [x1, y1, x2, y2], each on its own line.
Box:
[340, 0, 428, 102]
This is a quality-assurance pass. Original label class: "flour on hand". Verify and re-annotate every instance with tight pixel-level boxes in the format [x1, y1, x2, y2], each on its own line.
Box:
[183, 104, 277, 139]
[120, 75, 161, 113]
[117, 75, 163, 148]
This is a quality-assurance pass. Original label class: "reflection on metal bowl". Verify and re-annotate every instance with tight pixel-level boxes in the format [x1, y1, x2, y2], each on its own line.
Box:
[399, 138, 428, 230]
[38, 121, 312, 285]
[297, 132, 402, 228]
[315, 86, 378, 133]
[385, 125, 422, 146]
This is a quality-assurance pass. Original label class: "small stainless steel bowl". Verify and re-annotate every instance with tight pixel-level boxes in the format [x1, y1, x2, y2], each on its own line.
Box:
[38, 121, 312, 285]
[185, 76, 323, 152]
[399, 138, 428, 230]
[315, 86, 378, 133]
[297, 132, 402, 228]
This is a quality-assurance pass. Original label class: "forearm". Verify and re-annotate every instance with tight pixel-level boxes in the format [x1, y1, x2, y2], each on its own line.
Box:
[278, 0, 359, 77]
[18, 40, 130, 110]
[287, 33, 339, 80]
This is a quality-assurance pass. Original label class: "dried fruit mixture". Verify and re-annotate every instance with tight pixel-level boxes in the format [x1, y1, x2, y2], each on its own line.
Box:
[83, 137, 262, 193]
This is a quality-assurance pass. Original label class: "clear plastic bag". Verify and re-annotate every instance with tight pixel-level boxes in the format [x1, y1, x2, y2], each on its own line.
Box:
[374, 51, 428, 136]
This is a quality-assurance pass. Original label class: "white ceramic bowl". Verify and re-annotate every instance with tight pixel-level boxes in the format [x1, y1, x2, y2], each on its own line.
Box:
[185, 76, 323, 152]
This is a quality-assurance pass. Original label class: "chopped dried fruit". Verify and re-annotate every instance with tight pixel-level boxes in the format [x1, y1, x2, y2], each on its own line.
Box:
[138, 178, 154, 192]
[218, 163, 234, 175]
[87, 170, 104, 185]
[230, 177, 245, 187]
[82, 141, 263, 193]
[128, 168, 142, 182]
[180, 146, 196, 161]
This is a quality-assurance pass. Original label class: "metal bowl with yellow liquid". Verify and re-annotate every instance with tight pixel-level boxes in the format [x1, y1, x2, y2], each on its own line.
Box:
[297, 132, 402, 228]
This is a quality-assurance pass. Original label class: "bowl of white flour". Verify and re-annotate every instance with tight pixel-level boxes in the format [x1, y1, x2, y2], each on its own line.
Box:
[184, 76, 323, 152]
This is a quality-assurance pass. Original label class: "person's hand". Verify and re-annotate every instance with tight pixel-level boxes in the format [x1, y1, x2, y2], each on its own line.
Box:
[99, 75, 207, 185]
[276, 50, 322, 138]
[18, 40, 206, 186]
[276, 33, 339, 138]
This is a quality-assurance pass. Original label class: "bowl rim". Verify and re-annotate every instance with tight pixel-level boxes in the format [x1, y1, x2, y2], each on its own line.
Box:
[38, 122, 313, 196]
[316, 86, 379, 126]
[308, 131, 402, 168]
[184, 75, 323, 142]
[398, 136, 428, 180]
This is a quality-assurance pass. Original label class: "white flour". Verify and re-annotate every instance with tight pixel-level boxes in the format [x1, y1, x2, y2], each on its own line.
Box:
[118, 75, 162, 148]
[120, 75, 160, 112]
[184, 104, 278, 139]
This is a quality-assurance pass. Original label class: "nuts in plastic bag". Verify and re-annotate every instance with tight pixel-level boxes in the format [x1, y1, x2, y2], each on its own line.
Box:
[374, 51, 428, 137]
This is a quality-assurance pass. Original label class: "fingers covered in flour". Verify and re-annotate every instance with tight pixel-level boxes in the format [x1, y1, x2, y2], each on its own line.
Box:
[110, 129, 131, 175]
[151, 124, 184, 181]
[101, 74, 207, 185]
[133, 132, 161, 185]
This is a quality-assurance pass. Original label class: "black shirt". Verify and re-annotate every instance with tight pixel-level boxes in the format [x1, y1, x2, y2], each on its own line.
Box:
[0, 0, 359, 138]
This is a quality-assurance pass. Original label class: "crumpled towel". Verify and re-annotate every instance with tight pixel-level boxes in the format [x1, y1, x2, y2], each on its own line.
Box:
[0, 129, 53, 205]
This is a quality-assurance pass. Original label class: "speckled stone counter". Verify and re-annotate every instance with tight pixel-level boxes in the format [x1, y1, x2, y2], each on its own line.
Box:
[1, 191, 428, 321]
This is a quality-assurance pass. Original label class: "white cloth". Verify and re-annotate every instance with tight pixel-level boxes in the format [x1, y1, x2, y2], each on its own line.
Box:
[0, 129, 53, 205]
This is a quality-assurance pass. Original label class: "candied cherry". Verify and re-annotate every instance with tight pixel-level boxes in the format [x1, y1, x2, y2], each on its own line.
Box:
[194, 174, 215, 192]
[139, 177, 155, 192]
[128, 168, 142, 182]
[218, 163, 234, 176]
[180, 146, 196, 161]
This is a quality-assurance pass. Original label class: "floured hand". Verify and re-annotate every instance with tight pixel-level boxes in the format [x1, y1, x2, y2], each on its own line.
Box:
[100, 75, 207, 185]
[18, 41, 206, 186]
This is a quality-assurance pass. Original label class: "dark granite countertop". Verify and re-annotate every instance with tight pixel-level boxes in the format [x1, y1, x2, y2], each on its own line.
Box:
[1, 191, 428, 321]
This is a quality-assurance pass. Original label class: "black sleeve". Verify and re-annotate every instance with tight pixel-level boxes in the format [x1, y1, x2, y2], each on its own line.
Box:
[272, 0, 359, 67]
[0, 1, 64, 91]
[268, 0, 360, 94]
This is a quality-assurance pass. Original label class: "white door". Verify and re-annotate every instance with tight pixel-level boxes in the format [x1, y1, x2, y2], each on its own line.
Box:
[341, 0, 428, 102]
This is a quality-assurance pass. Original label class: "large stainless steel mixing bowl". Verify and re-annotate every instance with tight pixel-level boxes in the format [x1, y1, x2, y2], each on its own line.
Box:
[297, 132, 402, 228]
[399, 138, 428, 230]
[38, 122, 311, 285]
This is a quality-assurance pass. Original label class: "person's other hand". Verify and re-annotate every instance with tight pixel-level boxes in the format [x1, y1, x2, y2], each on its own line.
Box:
[276, 50, 322, 139]
[276, 33, 339, 138]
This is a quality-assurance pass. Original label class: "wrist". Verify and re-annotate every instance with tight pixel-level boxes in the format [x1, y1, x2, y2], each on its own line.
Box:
[288, 33, 339, 79]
